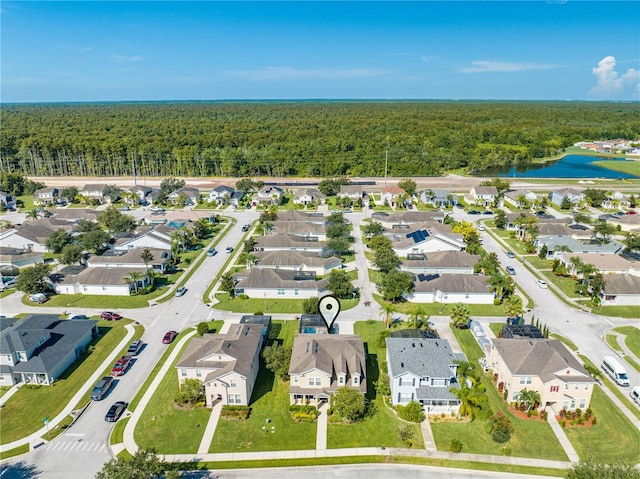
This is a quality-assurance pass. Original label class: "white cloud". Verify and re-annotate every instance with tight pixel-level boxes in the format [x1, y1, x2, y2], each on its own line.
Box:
[222, 67, 389, 81]
[459, 60, 557, 73]
[420, 56, 439, 62]
[590, 55, 640, 97]
[109, 54, 141, 62]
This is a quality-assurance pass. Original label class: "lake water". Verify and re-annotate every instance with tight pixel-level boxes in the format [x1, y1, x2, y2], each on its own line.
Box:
[479, 155, 639, 179]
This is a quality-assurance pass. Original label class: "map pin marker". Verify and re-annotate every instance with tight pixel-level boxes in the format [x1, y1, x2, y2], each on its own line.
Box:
[318, 295, 341, 334]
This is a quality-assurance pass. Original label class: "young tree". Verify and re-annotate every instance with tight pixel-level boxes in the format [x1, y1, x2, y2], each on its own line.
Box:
[60, 244, 84, 265]
[103, 184, 122, 203]
[197, 322, 210, 336]
[99, 206, 135, 233]
[191, 220, 208, 240]
[327, 269, 355, 298]
[572, 212, 592, 227]
[302, 296, 319, 314]
[373, 246, 400, 273]
[379, 302, 396, 329]
[516, 388, 540, 413]
[327, 236, 352, 256]
[450, 303, 470, 329]
[368, 234, 392, 252]
[45, 228, 73, 253]
[175, 378, 205, 406]
[16, 263, 52, 294]
[407, 304, 427, 329]
[486, 411, 514, 443]
[588, 273, 606, 300]
[330, 387, 367, 422]
[624, 232, 640, 253]
[220, 271, 236, 298]
[380, 270, 413, 302]
[140, 247, 155, 268]
[262, 342, 292, 380]
[504, 295, 524, 321]
[160, 177, 185, 197]
[593, 221, 616, 243]
[560, 196, 573, 210]
[95, 448, 173, 479]
[584, 188, 608, 207]
[61, 186, 79, 203]
[123, 271, 144, 294]
[362, 221, 384, 238]
[25, 209, 41, 221]
[494, 209, 508, 229]
[75, 218, 100, 233]
[398, 178, 417, 196]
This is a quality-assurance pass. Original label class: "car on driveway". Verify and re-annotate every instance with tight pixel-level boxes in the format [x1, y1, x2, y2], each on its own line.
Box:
[207, 247, 217, 256]
[162, 330, 178, 344]
[28, 293, 47, 303]
[468, 210, 480, 215]
[536, 279, 548, 289]
[127, 339, 144, 355]
[91, 376, 114, 401]
[105, 401, 128, 422]
[506, 251, 515, 258]
[69, 314, 89, 321]
[111, 355, 132, 376]
[483, 210, 493, 215]
[506, 266, 516, 275]
[175, 286, 187, 297]
[225, 246, 234, 253]
[101, 311, 122, 321]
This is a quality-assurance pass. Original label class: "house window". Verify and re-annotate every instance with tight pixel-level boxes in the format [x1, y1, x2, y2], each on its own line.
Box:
[228, 394, 242, 404]
[398, 393, 413, 403]
[465, 294, 470, 299]
[181, 369, 187, 377]
[574, 384, 579, 391]
[353, 375, 359, 385]
[293, 376, 298, 383]
[102, 286, 107, 291]
[295, 289, 299, 296]
[550, 385, 559, 393]
[338, 376, 344, 385]
[308, 377, 321, 386]
[584, 384, 589, 391]
[278, 289, 285, 295]
[230, 379, 236, 387]
[562, 401, 569, 410]
[196, 370, 202, 378]
[579, 399, 586, 409]
[519, 376, 532, 385]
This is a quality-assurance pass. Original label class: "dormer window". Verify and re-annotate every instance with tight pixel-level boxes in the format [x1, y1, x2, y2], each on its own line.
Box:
[352, 375, 359, 385]
[339, 376, 344, 385]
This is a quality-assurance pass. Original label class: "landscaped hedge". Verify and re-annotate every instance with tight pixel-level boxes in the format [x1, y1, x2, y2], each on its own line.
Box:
[221, 405, 250, 420]
[288, 404, 320, 423]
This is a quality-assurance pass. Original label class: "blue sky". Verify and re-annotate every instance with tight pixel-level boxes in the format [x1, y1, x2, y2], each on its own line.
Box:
[2, 1, 639, 102]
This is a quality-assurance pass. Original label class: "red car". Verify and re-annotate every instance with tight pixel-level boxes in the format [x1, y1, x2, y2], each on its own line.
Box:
[111, 355, 132, 376]
[101, 311, 122, 321]
[162, 331, 178, 344]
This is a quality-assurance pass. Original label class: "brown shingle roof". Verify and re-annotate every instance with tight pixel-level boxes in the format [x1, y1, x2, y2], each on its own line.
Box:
[402, 251, 480, 269]
[414, 274, 491, 294]
[234, 268, 328, 291]
[602, 274, 640, 295]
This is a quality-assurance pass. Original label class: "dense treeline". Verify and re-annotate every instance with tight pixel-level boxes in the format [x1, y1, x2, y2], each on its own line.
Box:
[1, 101, 638, 178]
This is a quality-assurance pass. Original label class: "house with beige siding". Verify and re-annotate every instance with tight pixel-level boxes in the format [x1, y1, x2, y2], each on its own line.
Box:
[253, 250, 342, 276]
[233, 268, 328, 299]
[288, 334, 366, 406]
[175, 323, 263, 406]
[487, 339, 595, 412]
[400, 251, 480, 276]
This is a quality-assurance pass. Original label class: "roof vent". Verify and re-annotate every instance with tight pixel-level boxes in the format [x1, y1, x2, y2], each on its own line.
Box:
[400, 362, 404, 368]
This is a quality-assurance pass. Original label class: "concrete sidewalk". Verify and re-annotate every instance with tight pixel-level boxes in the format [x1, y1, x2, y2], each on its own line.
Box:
[0, 324, 136, 453]
[197, 402, 222, 455]
[315, 403, 328, 450]
[545, 407, 580, 462]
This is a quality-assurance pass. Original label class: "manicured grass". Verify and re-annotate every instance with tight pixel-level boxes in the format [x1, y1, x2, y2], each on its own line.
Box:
[0, 386, 11, 398]
[612, 326, 640, 358]
[0, 444, 30, 461]
[0, 319, 131, 445]
[592, 160, 640, 177]
[525, 256, 553, 270]
[134, 334, 213, 454]
[28, 292, 161, 309]
[605, 334, 624, 352]
[214, 293, 358, 314]
[549, 334, 578, 352]
[623, 356, 640, 374]
[0, 289, 15, 300]
[564, 387, 640, 463]
[592, 305, 640, 318]
[16, 195, 35, 211]
[109, 417, 129, 445]
[209, 321, 316, 452]
[488, 322, 504, 338]
[436, 327, 567, 461]
[540, 272, 584, 298]
[373, 295, 507, 317]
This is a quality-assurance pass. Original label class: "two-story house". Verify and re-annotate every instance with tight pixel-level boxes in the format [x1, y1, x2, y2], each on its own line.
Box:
[465, 186, 498, 208]
[549, 188, 585, 208]
[288, 335, 366, 406]
[167, 187, 200, 206]
[419, 189, 454, 208]
[386, 337, 465, 414]
[34, 187, 59, 206]
[293, 188, 326, 206]
[487, 339, 595, 412]
[175, 323, 263, 406]
[254, 186, 283, 206]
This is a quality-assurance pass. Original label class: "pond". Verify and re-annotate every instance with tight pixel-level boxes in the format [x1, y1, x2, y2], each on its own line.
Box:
[478, 155, 639, 179]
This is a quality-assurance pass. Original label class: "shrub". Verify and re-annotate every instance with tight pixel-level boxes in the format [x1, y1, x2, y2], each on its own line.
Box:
[531, 409, 538, 417]
[575, 408, 582, 418]
[559, 409, 567, 418]
[398, 424, 415, 444]
[591, 417, 597, 426]
[559, 420, 566, 428]
[541, 411, 548, 421]
[586, 408, 593, 416]
[395, 400, 425, 423]
[221, 405, 250, 420]
[486, 411, 514, 443]
[237, 294, 249, 300]
[289, 404, 320, 422]
[450, 439, 463, 453]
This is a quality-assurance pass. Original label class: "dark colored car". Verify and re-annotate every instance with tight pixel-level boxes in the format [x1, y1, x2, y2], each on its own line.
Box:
[207, 247, 217, 256]
[483, 210, 493, 215]
[69, 314, 89, 321]
[101, 311, 122, 321]
[105, 401, 128, 422]
[127, 339, 144, 356]
[162, 330, 178, 344]
[111, 355, 132, 377]
[91, 376, 114, 401]
[468, 210, 480, 215]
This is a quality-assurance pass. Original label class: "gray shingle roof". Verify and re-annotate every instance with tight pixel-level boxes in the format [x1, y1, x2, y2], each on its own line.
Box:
[401, 251, 480, 269]
[413, 274, 491, 294]
[602, 274, 640, 295]
[234, 268, 328, 291]
[254, 234, 327, 250]
[386, 338, 466, 379]
[253, 250, 341, 268]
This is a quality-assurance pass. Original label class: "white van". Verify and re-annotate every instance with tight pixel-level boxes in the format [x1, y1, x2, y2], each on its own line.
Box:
[630, 386, 640, 406]
[602, 356, 630, 386]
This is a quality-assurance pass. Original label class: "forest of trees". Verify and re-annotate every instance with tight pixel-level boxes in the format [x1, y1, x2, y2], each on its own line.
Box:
[1, 101, 638, 178]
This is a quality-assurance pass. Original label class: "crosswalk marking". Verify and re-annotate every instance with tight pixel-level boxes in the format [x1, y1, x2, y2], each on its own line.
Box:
[45, 440, 107, 453]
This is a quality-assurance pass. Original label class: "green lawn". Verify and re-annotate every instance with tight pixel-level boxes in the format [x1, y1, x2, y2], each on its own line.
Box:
[563, 387, 640, 463]
[624, 356, 640, 374]
[434, 327, 567, 461]
[592, 160, 640, 177]
[612, 326, 640, 357]
[373, 294, 507, 317]
[0, 319, 133, 445]
[525, 256, 553, 270]
[592, 305, 640, 318]
[214, 293, 357, 314]
[541, 271, 583, 298]
[209, 321, 316, 452]
[28, 291, 163, 309]
[605, 334, 624, 352]
[109, 417, 130, 445]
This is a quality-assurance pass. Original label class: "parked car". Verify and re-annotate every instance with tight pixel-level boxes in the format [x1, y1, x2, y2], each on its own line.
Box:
[69, 314, 89, 321]
[241, 224, 250, 232]
[91, 376, 114, 401]
[482, 210, 493, 215]
[127, 339, 144, 356]
[245, 203, 252, 209]
[119, 206, 130, 211]
[104, 401, 128, 422]
[207, 247, 217, 256]
[162, 330, 178, 344]
[225, 246, 234, 253]
[2, 278, 16, 289]
[111, 355, 132, 377]
[175, 286, 187, 297]
[101, 311, 122, 321]
[477, 224, 485, 231]
[28, 293, 47, 303]
[506, 266, 516, 275]
[536, 279, 548, 289]
[468, 210, 480, 215]
[506, 251, 515, 258]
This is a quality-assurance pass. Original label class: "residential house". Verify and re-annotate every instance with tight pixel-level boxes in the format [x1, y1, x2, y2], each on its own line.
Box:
[253, 250, 342, 276]
[503, 190, 540, 209]
[420, 189, 454, 208]
[288, 334, 366, 406]
[535, 235, 624, 258]
[276, 210, 327, 224]
[50, 208, 99, 223]
[371, 211, 445, 229]
[409, 274, 494, 304]
[298, 314, 331, 334]
[386, 224, 466, 257]
[207, 185, 244, 206]
[0, 247, 44, 270]
[87, 247, 171, 274]
[500, 324, 545, 339]
[487, 339, 595, 412]
[80, 184, 111, 204]
[380, 185, 405, 207]
[0, 314, 98, 386]
[253, 234, 328, 254]
[607, 214, 640, 233]
[386, 337, 465, 414]
[602, 191, 631, 210]
[293, 188, 326, 206]
[400, 251, 480, 276]
[175, 323, 263, 406]
[111, 225, 174, 252]
[239, 315, 272, 347]
[54, 266, 151, 296]
[558, 252, 639, 277]
[270, 221, 327, 241]
[598, 274, 640, 306]
[123, 185, 153, 205]
[337, 185, 365, 202]
[0, 219, 73, 253]
[550, 188, 585, 208]
[233, 268, 328, 299]
[254, 185, 283, 206]
[167, 187, 200, 206]
[465, 186, 498, 208]
[33, 187, 59, 206]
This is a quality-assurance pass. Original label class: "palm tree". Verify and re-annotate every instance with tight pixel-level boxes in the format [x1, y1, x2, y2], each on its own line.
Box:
[504, 295, 523, 322]
[489, 273, 511, 300]
[238, 251, 256, 269]
[124, 271, 144, 294]
[450, 303, 470, 329]
[379, 302, 396, 329]
[25, 209, 41, 221]
[516, 388, 541, 412]
[407, 304, 427, 329]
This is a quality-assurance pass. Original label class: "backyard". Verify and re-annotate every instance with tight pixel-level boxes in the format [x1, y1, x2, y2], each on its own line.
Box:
[213, 292, 358, 314]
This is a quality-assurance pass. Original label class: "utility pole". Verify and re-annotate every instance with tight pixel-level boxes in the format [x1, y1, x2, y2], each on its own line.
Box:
[131, 150, 137, 186]
[385, 149, 388, 187]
